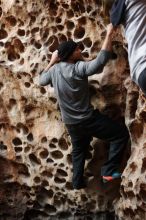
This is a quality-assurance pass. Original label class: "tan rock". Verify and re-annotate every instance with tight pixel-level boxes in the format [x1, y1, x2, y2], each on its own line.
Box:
[0, 0, 145, 219]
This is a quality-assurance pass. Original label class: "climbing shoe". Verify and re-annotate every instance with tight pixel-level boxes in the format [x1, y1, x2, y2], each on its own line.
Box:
[102, 172, 121, 183]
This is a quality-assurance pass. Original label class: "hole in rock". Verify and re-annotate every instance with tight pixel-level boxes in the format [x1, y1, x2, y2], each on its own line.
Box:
[13, 38, 25, 53]
[0, 82, 3, 90]
[24, 82, 31, 88]
[56, 169, 68, 177]
[1, 23, 5, 29]
[18, 164, 30, 176]
[58, 33, 67, 43]
[21, 96, 27, 104]
[0, 29, 8, 39]
[128, 181, 133, 188]
[0, 7, 2, 17]
[56, 17, 62, 23]
[0, 42, 4, 46]
[58, 138, 68, 150]
[6, 16, 17, 26]
[24, 104, 35, 114]
[18, 18, 24, 26]
[57, 25, 64, 31]
[81, 194, 88, 202]
[39, 149, 49, 159]
[5, 42, 10, 48]
[66, 21, 75, 30]
[67, 154, 72, 164]
[9, 98, 16, 106]
[53, 197, 62, 207]
[40, 87, 46, 94]
[49, 97, 57, 104]
[46, 158, 54, 163]
[41, 170, 53, 178]
[82, 52, 89, 58]
[34, 176, 41, 184]
[54, 177, 66, 184]
[83, 37, 92, 47]
[51, 150, 63, 159]
[29, 153, 41, 165]
[78, 42, 85, 51]
[27, 133, 33, 142]
[36, 188, 53, 205]
[129, 162, 137, 172]
[59, 163, 64, 167]
[8, 52, 20, 61]
[41, 136, 47, 143]
[42, 28, 49, 41]
[46, 189, 54, 198]
[42, 55, 46, 61]
[123, 208, 135, 217]
[126, 190, 135, 197]
[71, 2, 85, 13]
[31, 27, 39, 34]
[49, 36, 59, 52]
[78, 16, 86, 25]
[51, 138, 58, 143]
[91, 41, 100, 53]
[24, 146, 31, 153]
[91, 10, 98, 17]
[33, 201, 42, 209]
[20, 58, 24, 65]
[67, 199, 74, 206]
[15, 146, 22, 152]
[42, 180, 49, 187]
[17, 74, 21, 79]
[62, 3, 69, 9]
[34, 41, 42, 49]
[29, 14, 36, 25]
[141, 158, 146, 173]
[139, 184, 146, 202]
[16, 123, 29, 134]
[49, 143, 56, 149]
[0, 143, 7, 150]
[67, 9, 74, 18]
[12, 137, 22, 146]
[17, 29, 25, 36]
[47, 35, 54, 45]
[67, 31, 71, 38]
[48, 2, 58, 16]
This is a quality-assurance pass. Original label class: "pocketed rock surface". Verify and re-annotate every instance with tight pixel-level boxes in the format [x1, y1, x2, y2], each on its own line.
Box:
[0, 0, 145, 219]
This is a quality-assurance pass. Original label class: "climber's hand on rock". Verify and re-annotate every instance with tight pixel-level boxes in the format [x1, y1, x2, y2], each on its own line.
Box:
[50, 50, 60, 64]
[106, 23, 114, 37]
[44, 50, 60, 71]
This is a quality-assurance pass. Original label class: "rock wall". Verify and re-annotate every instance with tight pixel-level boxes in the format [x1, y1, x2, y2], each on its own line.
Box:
[0, 0, 146, 219]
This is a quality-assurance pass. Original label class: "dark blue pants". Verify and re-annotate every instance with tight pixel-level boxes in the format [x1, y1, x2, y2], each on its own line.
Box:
[66, 110, 129, 189]
[138, 68, 146, 96]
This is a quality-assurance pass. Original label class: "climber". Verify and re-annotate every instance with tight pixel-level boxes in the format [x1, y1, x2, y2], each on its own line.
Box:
[110, 0, 146, 95]
[39, 23, 129, 189]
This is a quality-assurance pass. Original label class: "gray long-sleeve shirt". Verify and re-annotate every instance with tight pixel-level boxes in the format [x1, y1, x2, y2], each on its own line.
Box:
[124, 0, 146, 84]
[39, 50, 112, 124]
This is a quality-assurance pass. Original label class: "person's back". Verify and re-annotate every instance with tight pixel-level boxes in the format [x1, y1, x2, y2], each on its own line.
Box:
[124, 0, 146, 84]
[47, 61, 93, 124]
